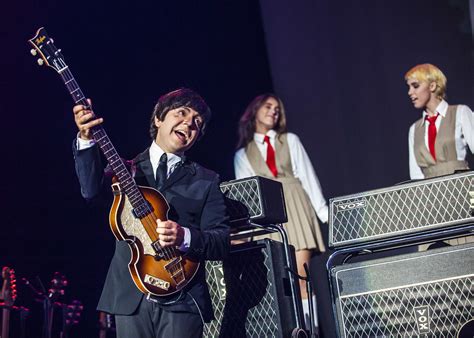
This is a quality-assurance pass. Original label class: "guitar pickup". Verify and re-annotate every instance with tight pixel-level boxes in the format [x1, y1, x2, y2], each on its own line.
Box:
[151, 241, 164, 258]
[132, 201, 154, 219]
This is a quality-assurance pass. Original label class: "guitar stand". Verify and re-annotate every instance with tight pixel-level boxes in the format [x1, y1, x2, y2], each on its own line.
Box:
[231, 222, 308, 338]
[22, 276, 54, 338]
[0, 304, 30, 338]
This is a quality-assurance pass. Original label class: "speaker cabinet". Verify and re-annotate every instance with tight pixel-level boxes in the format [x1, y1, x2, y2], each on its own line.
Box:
[329, 171, 474, 248]
[329, 243, 474, 337]
[204, 239, 302, 337]
[220, 176, 287, 225]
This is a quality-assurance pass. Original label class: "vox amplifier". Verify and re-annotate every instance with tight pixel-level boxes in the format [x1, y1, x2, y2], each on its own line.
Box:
[203, 239, 302, 338]
[329, 171, 474, 248]
[329, 243, 474, 337]
[220, 176, 287, 225]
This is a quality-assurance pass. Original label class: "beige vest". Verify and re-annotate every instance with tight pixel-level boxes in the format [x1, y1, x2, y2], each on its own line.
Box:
[245, 133, 326, 251]
[413, 105, 469, 178]
[245, 133, 294, 179]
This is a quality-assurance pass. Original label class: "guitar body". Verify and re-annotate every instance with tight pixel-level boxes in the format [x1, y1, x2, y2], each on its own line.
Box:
[28, 27, 200, 299]
[109, 183, 200, 297]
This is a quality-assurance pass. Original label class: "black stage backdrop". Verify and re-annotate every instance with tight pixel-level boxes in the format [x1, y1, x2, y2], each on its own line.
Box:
[1, 1, 473, 337]
[259, 0, 473, 336]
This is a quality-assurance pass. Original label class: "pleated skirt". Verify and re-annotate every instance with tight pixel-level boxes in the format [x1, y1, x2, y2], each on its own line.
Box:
[257, 177, 326, 252]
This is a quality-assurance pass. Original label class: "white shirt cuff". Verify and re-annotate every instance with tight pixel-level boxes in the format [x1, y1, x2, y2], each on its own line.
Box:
[76, 133, 96, 150]
[178, 227, 191, 252]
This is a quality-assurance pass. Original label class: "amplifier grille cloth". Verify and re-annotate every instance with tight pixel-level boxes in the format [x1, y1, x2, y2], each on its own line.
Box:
[220, 178, 262, 219]
[339, 276, 473, 337]
[331, 174, 473, 246]
[204, 251, 279, 337]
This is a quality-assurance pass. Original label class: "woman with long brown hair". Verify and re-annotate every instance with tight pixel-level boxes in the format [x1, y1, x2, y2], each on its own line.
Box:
[234, 93, 328, 329]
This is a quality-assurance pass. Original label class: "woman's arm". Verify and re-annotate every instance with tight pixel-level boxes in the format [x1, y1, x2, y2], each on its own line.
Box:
[408, 124, 425, 180]
[288, 133, 329, 223]
[234, 148, 256, 179]
[458, 105, 474, 153]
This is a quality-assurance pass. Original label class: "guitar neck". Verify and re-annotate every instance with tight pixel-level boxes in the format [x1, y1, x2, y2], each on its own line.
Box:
[2, 308, 10, 338]
[59, 68, 150, 217]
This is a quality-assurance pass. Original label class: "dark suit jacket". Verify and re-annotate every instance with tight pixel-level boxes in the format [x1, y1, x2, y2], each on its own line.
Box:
[73, 144, 230, 322]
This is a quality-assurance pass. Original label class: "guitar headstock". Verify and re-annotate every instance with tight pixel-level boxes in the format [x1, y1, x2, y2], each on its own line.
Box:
[28, 27, 67, 73]
[1, 267, 17, 307]
[48, 271, 67, 301]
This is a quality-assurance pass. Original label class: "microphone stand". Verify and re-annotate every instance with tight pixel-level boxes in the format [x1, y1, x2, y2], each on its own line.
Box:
[22, 277, 53, 338]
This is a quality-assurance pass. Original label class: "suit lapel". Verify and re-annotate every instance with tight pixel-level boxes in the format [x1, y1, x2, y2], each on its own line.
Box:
[161, 159, 196, 191]
[132, 149, 156, 187]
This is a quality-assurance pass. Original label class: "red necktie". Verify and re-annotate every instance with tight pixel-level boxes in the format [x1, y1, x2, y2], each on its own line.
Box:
[264, 135, 278, 177]
[425, 114, 439, 161]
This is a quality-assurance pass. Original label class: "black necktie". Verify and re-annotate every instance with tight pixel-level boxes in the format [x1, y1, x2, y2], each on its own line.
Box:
[156, 153, 168, 191]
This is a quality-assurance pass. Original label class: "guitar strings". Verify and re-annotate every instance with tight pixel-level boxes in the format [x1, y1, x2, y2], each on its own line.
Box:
[60, 69, 182, 281]
[142, 211, 185, 284]
[144, 210, 182, 265]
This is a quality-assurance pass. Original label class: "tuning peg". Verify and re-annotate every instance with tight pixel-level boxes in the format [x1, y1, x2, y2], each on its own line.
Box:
[30, 49, 37, 56]
[37, 59, 44, 66]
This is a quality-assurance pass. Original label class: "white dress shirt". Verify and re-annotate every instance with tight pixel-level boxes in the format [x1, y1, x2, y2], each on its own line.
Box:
[408, 100, 474, 179]
[149, 141, 183, 179]
[234, 130, 329, 223]
[76, 137, 191, 250]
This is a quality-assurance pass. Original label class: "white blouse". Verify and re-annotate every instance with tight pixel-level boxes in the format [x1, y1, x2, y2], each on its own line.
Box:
[234, 130, 329, 223]
[408, 100, 474, 179]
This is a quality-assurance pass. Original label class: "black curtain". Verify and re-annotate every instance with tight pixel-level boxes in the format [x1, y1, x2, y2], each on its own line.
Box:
[1, 1, 272, 336]
[259, 0, 473, 336]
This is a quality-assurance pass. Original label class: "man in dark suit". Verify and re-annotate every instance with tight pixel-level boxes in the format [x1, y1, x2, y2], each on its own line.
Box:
[72, 88, 230, 337]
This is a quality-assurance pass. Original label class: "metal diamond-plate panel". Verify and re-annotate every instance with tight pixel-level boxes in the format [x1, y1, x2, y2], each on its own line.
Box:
[329, 172, 474, 248]
[337, 276, 473, 338]
[220, 178, 263, 222]
[203, 248, 280, 337]
[204, 261, 226, 335]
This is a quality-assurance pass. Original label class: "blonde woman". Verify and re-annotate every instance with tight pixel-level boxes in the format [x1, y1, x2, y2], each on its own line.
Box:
[406, 63, 474, 247]
[407, 63, 474, 179]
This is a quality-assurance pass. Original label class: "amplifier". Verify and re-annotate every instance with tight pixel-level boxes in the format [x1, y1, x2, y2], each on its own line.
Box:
[329, 171, 474, 248]
[329, 243, 474, 338]
[203, 239, 301, 338]
[220, 176, 287, 225]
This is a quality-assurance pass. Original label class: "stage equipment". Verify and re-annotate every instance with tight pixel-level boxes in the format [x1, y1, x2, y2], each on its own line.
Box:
[219, 176, 287, 225]
[329, 171, 474, 248]
[329, 243, 474, 338]
[203, 239, 305, 338]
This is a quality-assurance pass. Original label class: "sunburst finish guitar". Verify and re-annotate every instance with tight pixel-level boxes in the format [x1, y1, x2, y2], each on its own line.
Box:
[28, 27, 199, 298]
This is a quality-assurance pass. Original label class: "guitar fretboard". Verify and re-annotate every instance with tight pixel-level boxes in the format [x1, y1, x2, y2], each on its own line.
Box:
[60, 68, 151, 218]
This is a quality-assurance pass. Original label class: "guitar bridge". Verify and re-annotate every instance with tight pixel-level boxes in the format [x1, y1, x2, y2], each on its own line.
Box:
[164, 257, 186, 286]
